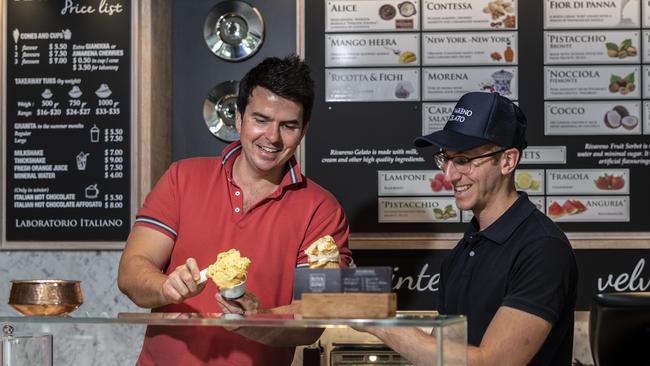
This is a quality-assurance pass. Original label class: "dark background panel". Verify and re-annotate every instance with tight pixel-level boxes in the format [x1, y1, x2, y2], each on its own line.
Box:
[355, 250, 447, 310]
[355, 249, 650, 311]
[171, 0, 297, 160]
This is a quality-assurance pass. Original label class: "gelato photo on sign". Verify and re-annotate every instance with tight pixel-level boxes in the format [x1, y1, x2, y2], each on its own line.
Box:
[395, 81, 414, 98]
[492, 69, 514, 95]
[68, 86, 82, 99]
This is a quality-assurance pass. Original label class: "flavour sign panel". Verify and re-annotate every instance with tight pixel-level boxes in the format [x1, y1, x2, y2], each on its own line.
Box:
[306, 0, 650, 233]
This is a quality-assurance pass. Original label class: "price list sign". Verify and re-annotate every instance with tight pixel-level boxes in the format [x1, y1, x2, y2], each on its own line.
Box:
[4, 0, 131, 242]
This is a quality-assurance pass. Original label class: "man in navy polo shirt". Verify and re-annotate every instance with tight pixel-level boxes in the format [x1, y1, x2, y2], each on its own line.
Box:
[366, 92, 578, 365]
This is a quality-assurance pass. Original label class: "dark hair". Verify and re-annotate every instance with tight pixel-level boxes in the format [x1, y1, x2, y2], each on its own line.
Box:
[237, 54, 314, 123]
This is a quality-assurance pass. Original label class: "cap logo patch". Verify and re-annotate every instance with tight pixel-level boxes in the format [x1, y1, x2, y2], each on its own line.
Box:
[448, 107, 473, 123]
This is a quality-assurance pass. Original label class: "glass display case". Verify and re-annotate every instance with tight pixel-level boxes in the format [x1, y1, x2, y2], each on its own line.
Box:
[1, 312, 467, 366]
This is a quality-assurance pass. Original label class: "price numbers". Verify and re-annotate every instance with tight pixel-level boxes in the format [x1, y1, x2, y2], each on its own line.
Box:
[49, 57, 68, 65]
[104, 128, 124, 142]
[66, 108, 92, 116]
[37, 108, 62, 116]
[73, 63, 92, 71]
[104, 163, 123, 171]
[104, 148, 124, 156]
[49, 43, 68, 51]
[104, 149, 125, 179]
[72, 56, 91, 71]
[66, 100, 91, 116]
[104, 171, 124, 179]
[48, 43, 68, 65]
[96, 99, 121, 115]
[37, 100, 62, 116]
[104, 155, 124, 163]
[104, 194, 124, 209]
[96, 108, 121, 115]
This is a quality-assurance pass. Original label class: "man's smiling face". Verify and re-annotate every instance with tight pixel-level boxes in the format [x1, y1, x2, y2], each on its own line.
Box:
[235, 86, 306, 180]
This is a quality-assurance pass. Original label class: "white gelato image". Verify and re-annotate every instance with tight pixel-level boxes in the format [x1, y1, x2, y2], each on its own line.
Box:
[68, 86, 82, 99]
[41, 89, 53, 99]
[95, 83, 112, 98]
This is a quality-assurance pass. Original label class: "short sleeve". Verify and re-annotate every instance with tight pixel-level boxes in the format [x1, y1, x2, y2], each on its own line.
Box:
[437, 257, 448, 314]
[502, 237, 577, 325]
[133, 162, 181, 240]
[297, 200, 352, 268]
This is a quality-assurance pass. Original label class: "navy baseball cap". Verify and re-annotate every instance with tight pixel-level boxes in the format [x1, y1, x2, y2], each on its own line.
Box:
[414, 92, 528, 152]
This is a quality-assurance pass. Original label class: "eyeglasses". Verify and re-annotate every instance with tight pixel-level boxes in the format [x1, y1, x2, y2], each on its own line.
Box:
[433, 148, 509, 173]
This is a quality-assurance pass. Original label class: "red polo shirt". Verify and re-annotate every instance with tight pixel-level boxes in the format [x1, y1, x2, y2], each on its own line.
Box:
[133, 142, 351, 366]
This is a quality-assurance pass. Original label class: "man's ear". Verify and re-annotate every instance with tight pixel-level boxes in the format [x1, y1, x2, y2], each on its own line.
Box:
[235, 110, 242, 134]
[300, 120, 310, 139]
[501, 148, 520, 175]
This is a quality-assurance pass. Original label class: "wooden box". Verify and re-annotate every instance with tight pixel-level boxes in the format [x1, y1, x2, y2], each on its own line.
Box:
[300, 293, 397, 319]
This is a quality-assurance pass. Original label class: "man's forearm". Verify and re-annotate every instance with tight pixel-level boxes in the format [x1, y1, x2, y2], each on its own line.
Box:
[372, 327, 484, 366]
[233, 327, 324, 347]
[369, 328, 440, 366]
[225, 302, 323, 346]
[118, 255, 169, 308]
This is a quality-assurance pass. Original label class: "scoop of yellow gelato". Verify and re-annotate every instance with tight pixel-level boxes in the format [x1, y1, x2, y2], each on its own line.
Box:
[206, 249, 251, 289]
[305, 236, 340, 269]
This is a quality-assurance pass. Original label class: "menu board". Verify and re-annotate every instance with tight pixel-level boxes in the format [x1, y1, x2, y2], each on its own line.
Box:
[305, 0, 650, 235]
[3, 0, 132, 243]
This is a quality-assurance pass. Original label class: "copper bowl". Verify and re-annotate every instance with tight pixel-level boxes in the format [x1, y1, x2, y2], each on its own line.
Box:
[8, 280, 83, 316]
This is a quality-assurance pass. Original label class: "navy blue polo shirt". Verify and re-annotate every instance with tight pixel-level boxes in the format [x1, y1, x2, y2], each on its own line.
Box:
[438, 192, 578, 365]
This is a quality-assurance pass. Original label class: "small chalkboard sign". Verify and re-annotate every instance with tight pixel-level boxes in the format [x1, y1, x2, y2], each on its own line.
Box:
[3, 0, 133, 246]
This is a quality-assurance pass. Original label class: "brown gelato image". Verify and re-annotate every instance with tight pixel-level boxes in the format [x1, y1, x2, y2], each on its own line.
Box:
[379, 4, 396, 20]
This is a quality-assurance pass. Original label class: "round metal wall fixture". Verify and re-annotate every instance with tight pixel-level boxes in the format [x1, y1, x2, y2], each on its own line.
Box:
[203, 0, 264, 62]
[203, 80, 240, 142]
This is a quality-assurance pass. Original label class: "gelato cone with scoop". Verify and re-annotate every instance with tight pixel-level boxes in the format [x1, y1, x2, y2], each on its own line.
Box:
[305, 236, 340, 269]
[206, 249, 251, 299]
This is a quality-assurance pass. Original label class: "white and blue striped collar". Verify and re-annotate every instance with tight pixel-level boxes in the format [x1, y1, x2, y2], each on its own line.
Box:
[220, 141, 303, 186]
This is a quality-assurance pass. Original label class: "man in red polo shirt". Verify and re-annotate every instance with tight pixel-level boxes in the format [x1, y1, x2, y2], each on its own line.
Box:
[118, 55, 352, 366]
